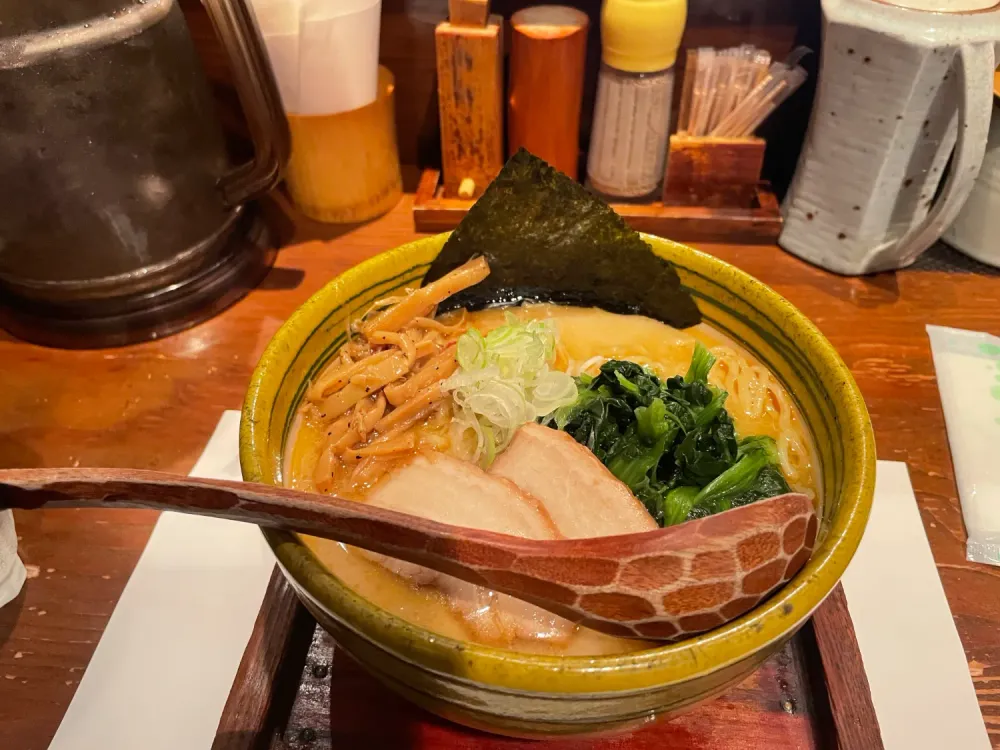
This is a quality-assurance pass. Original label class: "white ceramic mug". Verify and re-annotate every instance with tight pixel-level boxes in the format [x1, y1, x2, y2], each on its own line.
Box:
[780, 0, 999, 274]
[943, 98, 1000, 268]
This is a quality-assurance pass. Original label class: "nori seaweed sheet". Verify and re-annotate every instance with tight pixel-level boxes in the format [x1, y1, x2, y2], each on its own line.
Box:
[423, 149, 702, 328]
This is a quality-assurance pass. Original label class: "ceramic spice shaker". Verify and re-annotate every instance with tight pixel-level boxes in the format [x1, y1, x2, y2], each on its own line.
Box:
[586, 0, 687, 198]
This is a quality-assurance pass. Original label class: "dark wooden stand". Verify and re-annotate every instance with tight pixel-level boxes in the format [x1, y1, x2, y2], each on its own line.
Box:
[213, 571, 881, 750]
[413, 169, 782, 244]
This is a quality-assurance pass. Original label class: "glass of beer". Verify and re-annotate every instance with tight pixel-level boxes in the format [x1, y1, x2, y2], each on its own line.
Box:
[285, 65, 402, 224]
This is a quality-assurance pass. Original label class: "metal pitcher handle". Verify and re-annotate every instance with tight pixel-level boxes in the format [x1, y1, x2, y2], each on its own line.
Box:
[202, 0, 291, 206]
[891, 41, 994, 267]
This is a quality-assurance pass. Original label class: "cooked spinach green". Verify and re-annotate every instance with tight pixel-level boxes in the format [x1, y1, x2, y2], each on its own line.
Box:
[547, 344, 791, 526]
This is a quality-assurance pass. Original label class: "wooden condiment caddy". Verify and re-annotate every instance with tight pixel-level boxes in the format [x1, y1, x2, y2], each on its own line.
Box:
[418, 16, 784, 244]
[414, 162, 782, 245]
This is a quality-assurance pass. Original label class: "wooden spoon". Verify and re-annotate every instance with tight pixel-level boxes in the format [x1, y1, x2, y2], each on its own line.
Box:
[0, 468, 818, 641]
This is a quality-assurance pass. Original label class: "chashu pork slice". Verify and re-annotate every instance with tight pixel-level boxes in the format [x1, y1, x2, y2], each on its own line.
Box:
[489, 422, 658, 538]
[362, 451, 574, 645]
[366, 451, 559, 539]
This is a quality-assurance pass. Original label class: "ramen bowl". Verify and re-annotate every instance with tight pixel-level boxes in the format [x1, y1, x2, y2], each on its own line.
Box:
[240, 233, 875, 737]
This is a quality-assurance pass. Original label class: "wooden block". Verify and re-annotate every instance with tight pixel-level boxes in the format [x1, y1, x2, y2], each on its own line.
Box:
[449, 0, 489, 26]
[211, 570, 316, 750]
[810, 585, 886, 750]
[508, 6, 589, 179]
[413, 168, 782, 243]
[435, 16, 504, 199]
[663, 135, 765, 208]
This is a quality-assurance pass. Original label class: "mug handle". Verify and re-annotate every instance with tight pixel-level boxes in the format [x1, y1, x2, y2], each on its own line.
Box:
[202, 0, 292, 207]
[891, 42, 994, 267]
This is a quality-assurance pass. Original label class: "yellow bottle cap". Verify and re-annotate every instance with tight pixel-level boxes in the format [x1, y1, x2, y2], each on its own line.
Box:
[601, 0, 687, 73]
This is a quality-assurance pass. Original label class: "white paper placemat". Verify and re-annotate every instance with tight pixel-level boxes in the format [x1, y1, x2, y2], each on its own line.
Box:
[46, 412, 990, 749]
[840, 461, 990, 750]
[47, 411, 275, 750]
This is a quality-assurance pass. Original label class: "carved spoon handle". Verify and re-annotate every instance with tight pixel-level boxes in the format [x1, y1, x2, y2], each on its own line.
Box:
[0, 468, 817, 641]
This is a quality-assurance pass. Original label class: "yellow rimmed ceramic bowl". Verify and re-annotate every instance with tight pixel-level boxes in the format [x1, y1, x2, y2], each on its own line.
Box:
[241, 233, 875, 737]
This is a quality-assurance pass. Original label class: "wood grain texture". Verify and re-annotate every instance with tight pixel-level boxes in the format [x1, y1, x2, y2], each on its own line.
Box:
[663, 136, 766, 208]
[1, 196, 999, 748]
[0, 469, 816, 639]
[449, 0, 489, 26]
[810, 584, 884, 750]
[413, 168, 782, 243]
[508, 6, 589, 178]
[435, 16, 504, 198]
[211, 569, 314, 750]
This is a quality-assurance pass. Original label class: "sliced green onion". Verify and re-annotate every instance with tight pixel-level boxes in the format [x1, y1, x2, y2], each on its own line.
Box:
[442, 314, 577, 466]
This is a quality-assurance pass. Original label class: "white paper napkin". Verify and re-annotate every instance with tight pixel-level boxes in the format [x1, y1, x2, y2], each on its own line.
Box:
[250, 0, 381, 116]
[47, 411, 275, 750]
[840, 461, 991, 750]
[927, 324, 1000, 565]
[45, 412, 990, 749]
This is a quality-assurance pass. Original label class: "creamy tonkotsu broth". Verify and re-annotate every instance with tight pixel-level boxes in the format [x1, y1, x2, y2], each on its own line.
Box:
[286, 304, 820, 656]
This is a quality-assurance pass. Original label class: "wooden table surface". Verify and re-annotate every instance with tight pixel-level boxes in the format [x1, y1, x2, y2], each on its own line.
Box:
[1, 196, 999, 750]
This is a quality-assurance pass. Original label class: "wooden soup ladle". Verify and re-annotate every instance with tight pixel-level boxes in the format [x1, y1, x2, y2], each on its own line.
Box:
[0, 469, 818, 641]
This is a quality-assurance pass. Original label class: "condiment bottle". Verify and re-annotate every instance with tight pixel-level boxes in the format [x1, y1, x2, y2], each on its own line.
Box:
[508, 6, 589, 179]
[586, 0, 687, 198]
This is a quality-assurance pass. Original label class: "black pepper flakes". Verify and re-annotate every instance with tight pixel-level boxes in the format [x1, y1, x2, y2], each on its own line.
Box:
[903, 178, 913, 187]
[806, 212, 815, 220]
[853, 205, 860, 211]
[863, 56, 871, 64]
[847, 48, 855, 55]
[837, 232, 847, 240]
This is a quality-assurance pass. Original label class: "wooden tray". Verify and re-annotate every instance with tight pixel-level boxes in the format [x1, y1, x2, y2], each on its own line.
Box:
[412, 169, 783, 245]
[212, 569, 882, 750]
